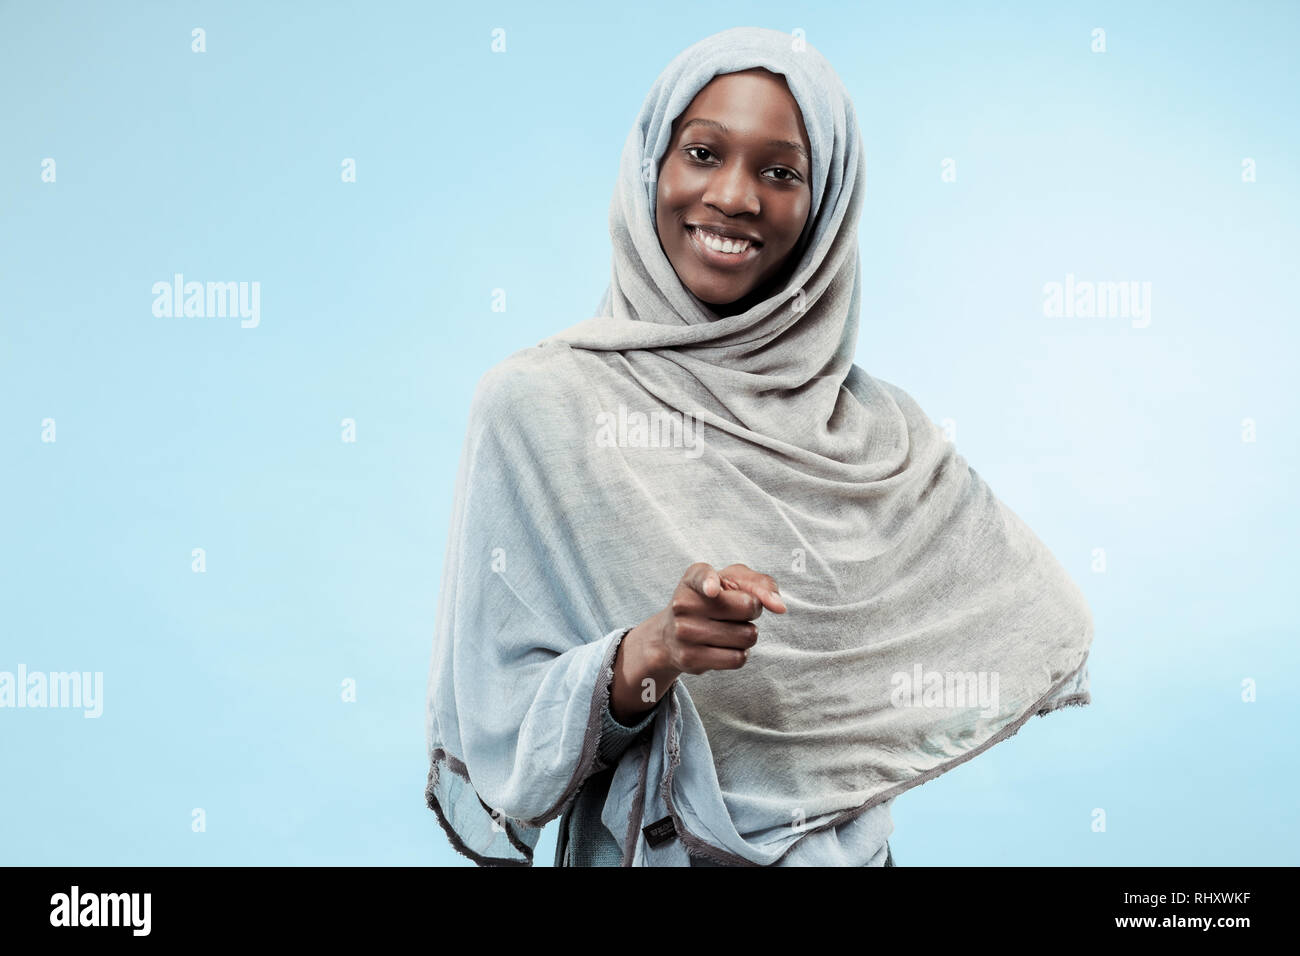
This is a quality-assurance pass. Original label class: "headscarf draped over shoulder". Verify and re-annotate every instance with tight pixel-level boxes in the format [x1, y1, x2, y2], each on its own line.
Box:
[424, 26, 1093, 866]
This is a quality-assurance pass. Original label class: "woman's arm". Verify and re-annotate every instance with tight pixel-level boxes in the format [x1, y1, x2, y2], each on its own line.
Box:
[609, 619, 681, 725]
[610, 562, 785, 724]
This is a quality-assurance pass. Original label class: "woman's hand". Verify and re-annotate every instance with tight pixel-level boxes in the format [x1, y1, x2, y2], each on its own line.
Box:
[652, 561, 786, 674]
[610, 563, 786, 724]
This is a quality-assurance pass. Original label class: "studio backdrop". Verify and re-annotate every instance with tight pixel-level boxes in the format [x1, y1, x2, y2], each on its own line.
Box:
[2, 0, 1296, 866]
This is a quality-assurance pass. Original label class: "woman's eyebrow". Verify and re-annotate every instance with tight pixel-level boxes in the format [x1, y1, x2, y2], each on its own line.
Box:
[679, 117, 808, 162]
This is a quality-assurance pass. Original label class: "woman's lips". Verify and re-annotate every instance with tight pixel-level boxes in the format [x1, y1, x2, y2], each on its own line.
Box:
[685, 224, 761, 270]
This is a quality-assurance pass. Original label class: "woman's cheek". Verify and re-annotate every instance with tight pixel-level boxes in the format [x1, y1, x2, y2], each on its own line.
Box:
[657, 170, 689, 210]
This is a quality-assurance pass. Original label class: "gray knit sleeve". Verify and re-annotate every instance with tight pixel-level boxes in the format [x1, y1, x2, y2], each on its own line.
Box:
[593, 629, 662, 771]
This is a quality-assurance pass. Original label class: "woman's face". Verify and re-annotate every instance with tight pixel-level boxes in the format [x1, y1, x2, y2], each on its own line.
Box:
[655, 68, 812, 314]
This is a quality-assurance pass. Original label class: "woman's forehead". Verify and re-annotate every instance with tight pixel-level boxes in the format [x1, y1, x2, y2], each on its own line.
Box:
[685, 68, 794, 108]
[671, 71, 808, 141]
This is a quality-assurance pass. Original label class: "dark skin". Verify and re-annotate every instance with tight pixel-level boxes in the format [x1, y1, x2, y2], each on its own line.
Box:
[610, 69, 809, 723]
[610, 563, 787, 724]
[653, 67, 813, 317]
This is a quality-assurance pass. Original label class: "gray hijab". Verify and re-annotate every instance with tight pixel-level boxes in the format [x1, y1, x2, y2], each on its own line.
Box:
[424, 25, 1093, 866]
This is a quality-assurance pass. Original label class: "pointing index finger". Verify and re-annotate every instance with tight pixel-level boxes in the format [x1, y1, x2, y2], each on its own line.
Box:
[719, 574, 787, 614]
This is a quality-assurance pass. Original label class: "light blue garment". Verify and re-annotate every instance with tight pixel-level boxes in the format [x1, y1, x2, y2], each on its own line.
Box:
[555, 707, 898, 866]
[554, 664, 661, 867]
[424, 26, 1093, 867]
[553, 630, 897, 867]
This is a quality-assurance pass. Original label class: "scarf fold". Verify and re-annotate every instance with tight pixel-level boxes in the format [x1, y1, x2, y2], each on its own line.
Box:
[425, 26, 1093, 866]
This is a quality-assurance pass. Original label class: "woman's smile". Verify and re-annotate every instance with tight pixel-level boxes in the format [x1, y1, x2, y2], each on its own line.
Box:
[685, 223, 763, 270]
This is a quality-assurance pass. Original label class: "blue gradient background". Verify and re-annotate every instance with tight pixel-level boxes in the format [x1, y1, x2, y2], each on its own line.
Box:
[2, 0, 1296, 866]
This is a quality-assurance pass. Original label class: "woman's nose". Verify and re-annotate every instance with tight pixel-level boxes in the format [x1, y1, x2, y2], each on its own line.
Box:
[701, 163, 759, 216]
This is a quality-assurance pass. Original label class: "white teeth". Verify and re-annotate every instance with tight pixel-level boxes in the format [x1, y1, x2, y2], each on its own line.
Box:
[692, 226, 752, 254]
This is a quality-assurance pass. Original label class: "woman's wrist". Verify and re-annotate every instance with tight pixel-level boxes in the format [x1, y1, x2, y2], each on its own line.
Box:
[609, 617, 680, 724]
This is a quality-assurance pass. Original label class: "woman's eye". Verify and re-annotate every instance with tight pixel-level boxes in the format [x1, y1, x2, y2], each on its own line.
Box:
[683, 147, 800, 184]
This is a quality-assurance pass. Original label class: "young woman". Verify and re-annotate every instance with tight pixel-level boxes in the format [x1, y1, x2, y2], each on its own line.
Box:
[424, 26, 1093, 867]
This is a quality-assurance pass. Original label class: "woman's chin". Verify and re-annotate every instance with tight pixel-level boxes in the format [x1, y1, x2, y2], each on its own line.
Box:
[689, 283, 752, 309]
